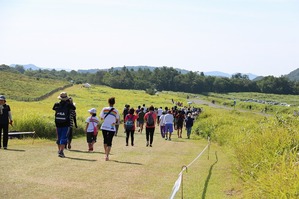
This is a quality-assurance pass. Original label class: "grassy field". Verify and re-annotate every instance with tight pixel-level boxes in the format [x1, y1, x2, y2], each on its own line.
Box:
[0, 132, 241, 199]
[0, 71, 69, 101]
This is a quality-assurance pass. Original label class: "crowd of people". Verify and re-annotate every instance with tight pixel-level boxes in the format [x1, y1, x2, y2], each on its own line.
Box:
[0, 92, 201, 161]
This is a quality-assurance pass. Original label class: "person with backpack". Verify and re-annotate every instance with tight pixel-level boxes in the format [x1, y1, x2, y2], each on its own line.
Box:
[0, 95, 13, 150]
[99, 97, 119, 161]
[52, 92, 76, 158]
[124, 108, 138, 146]
[85, 108, 99, 152]
[137, 107, 145, 133]
[144, 105, 157, 147]
[185, 113, 194, 139]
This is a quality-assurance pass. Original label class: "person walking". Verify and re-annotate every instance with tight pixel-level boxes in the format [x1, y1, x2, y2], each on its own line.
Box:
[53, 92, 76, 158]
[159, 111, 166, 138]
[164, 110, 174, 141]
[176, 110, 185, 138]
[137, 108, 145, 133]
[124, 108, 138, 146]
[66, 97, 77, 150]
[99, 97, 119, 161]
[85, 108, 99, 152]
[144, 105, 157, 147]
[185, 113, 194, 139]
[0, 95, 13, 149]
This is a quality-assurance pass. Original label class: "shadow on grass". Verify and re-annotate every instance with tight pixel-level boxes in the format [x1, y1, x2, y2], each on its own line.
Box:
[65, 157, 97, 162]
[4, 148, 26, 152]
[70, 149, 105, 154]
[110, 160, 143, 165]
[201, 151, 218, 199]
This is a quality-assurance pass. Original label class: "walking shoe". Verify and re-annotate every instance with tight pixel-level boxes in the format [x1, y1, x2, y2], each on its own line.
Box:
[58, 151, 65, 158]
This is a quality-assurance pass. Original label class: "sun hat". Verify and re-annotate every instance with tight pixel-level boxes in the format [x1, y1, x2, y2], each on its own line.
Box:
[58, 92, 69, 101]
[88, 108, 97, 114]
[0, 95, 6, 101]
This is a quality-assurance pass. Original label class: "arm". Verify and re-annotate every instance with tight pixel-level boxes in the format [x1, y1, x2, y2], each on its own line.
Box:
[8, 111, 13, 125]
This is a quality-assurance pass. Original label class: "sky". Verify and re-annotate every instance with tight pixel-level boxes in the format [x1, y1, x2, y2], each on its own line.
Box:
[0, 0, 298, 76]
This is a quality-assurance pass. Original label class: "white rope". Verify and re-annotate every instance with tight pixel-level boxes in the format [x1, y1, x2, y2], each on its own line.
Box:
[169, 137, 210, 199]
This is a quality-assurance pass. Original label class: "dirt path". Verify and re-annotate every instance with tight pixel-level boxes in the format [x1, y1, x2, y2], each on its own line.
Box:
[0, 129, 241, 199]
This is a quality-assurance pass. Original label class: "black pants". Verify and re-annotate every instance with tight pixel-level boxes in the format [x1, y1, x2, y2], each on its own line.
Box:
[102, 130, 115, 147]
[126, 130, 135, 145]
[146, 127, 155, 145]
[0, 123, 9, 148]
[67, 127, 73, 144]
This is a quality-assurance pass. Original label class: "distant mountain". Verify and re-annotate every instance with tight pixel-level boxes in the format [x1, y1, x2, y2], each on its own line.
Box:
[203, 71, 258, 80]
[78, 65, 190, 74]
[286, 68, 299, 81]
[10, 64, 40, 70]
[9, 63, 260, 80]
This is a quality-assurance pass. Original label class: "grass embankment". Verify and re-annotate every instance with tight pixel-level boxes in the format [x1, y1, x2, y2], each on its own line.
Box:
[196, 104, 299, 198]
[0, 132, 241, 199]
[0, 71, 69, 101]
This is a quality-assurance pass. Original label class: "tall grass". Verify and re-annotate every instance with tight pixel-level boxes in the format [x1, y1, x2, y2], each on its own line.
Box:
[197, 105, 299, 197]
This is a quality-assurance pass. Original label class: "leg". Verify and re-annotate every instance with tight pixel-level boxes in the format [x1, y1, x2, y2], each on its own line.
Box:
[0, 125, 3, 148]
[131, 130, 134, 146]
[2, 124, 9, 149]
[126, 130, 130, 146]
[149, 128, 155, 146]
[146, 127, 150, 146]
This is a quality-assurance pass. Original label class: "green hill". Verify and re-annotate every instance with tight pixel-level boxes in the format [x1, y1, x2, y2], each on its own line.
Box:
[0, 71, 71, 101]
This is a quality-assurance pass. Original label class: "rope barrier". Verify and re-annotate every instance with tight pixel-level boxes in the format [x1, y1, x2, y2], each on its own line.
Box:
[169, 137, 210, 199]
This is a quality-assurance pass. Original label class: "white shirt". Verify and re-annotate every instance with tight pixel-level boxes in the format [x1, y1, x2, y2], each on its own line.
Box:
[163, 113, 174, 124]
[85, 116, 99, 132]
[100, 107, 119, 131]
[157, 108, 163, 116]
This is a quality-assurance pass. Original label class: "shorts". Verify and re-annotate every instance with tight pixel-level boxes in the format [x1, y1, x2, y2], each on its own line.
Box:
[56, 127, 69, 145]
[165, 123, 173, 133]
[86, 132, 97, 143]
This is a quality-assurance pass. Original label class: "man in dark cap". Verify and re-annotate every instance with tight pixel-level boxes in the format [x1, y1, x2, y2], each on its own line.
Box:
[0, 95, 13, 149]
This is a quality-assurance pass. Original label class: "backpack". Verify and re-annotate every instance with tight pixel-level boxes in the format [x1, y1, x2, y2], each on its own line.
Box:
[146, 113, 154, 126]
[125, 115, 134, 130]
[55, 103, 70, 124]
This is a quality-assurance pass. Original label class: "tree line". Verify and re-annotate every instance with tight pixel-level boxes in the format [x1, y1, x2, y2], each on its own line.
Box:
[2, 64, 299, 95]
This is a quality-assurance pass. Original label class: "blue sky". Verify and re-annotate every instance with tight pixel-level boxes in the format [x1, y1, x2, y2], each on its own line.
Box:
[0, 0, 298, 76]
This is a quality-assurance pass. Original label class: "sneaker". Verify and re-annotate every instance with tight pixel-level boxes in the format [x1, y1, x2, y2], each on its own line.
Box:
[165, 137, 168, 140]
[126, 143, 128, 146]
[169, 138, 171, 141]
[149, 144, 152, 147]
[4, 147, 7, 150]
[146, 143, 149, 147]
[131, 143, 134, 146]
[58, 151, 65, 158]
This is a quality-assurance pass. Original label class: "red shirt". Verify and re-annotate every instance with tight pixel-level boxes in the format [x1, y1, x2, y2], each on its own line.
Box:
[144, 111, 157, 128]
[124, 114, 138, 130]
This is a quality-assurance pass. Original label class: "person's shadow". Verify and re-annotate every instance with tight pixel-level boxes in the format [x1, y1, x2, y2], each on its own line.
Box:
[201, 151, 218, 199]
[4, 148, 26, 152]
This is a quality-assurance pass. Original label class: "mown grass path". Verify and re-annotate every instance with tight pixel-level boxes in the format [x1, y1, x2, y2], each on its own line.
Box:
[0, 129, 242, 199]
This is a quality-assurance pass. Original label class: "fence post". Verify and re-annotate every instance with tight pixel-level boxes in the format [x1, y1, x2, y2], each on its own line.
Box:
[181, 166, 188, 199]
